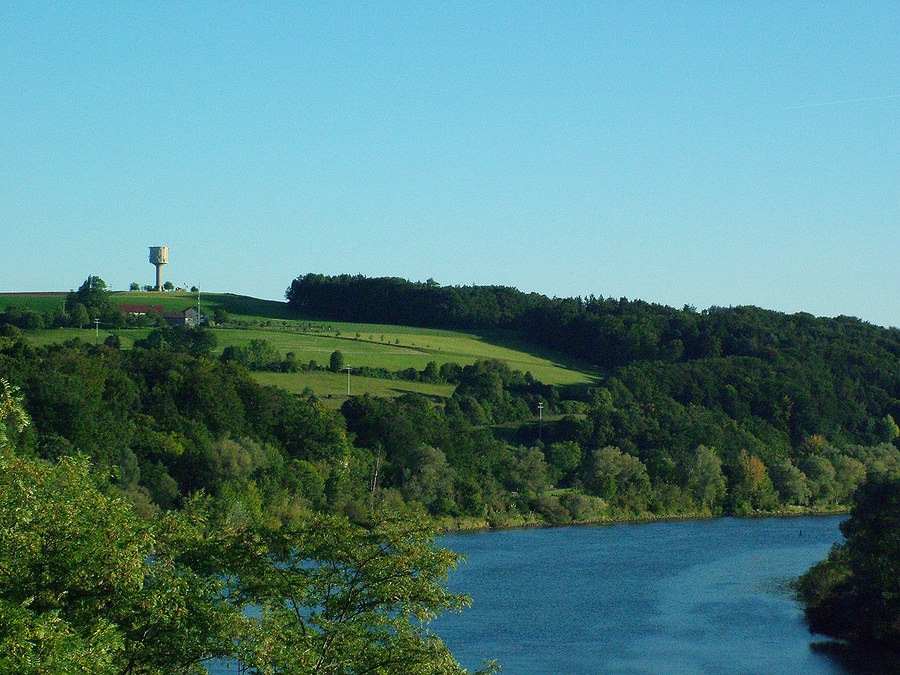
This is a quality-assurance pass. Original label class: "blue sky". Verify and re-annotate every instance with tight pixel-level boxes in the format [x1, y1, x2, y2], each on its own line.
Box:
[2, 2, 899, 327]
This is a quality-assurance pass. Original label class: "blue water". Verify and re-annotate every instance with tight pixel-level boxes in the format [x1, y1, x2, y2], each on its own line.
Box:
[209, 515, 850, 674]
[433, 516, 847, 674]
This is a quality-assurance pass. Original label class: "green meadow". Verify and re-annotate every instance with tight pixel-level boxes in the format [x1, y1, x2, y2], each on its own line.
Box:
[2, 291, 598, 396]
[254, 370, 456, 408]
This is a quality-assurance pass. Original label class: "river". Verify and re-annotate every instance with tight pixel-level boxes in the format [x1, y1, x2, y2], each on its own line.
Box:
[433, 515, 851, 674]
[210, 515, 861, 674]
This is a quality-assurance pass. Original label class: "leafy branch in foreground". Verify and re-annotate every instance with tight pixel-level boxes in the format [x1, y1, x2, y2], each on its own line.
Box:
[0, 445, 497, 673]
[220, 509, 499, 674]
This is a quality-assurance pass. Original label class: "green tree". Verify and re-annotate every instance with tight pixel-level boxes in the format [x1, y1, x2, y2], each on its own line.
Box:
[798, 478, 900, 651]
[799, 455, 837, 506]
[330, 349, 345, 373]
[245, 338, 279, 370]
[0, 378, 30, 454]
[224, 510, 497, 674]
[584, 446, 652, 512]
[66, 275, 110, 313]
[129, 282, 140, 291]
[832, 454, 867, 503]
[545, 441, 583, 485]
[769, 459, 810, 506]
[402, 445, 457, 515]
[213, 306, 230, 324]
[0, 455, 242, 674]
[685, 445, 726, 511]
[70, 303, 89, 329]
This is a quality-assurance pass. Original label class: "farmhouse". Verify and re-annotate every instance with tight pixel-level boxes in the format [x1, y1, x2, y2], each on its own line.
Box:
[119, 304, 205, 327]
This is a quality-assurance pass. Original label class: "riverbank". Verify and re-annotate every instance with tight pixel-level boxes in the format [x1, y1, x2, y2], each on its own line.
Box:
[434, 503, 849, 533]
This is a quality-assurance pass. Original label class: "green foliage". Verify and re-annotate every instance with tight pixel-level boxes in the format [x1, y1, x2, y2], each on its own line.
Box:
[584, 446, 652, 513]
[66, 275, 109, 312]
[545, 441, 583, 485]
[330, 349, 345, 372]
[0, 452, 492, 674]
[684, 445, 726, 511]
[70, 303, 89, 328]
[798, 478, 900, 651]
[224, 510, 496, 674]
[135, 325, 217, 357]
[0, 455, 241, 673]
[0, 377, 30, 453]
[769, 459, 810, 506]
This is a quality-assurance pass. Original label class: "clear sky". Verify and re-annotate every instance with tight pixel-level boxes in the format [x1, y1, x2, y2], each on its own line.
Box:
[2, 2, 898, 326]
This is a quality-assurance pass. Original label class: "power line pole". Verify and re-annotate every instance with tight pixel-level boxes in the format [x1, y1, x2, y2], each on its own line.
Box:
[538, 402, 544, 442]
[344, 365, 352, 396]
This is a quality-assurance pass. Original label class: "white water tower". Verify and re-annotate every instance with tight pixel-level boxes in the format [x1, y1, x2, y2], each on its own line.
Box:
[149, 246, 168, 291]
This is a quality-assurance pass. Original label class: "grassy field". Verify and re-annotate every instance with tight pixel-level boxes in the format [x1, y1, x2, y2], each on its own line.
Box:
[215, 327, 593, 385]
[253, 371, 455, 408]
[0, 293, 70, 314]
[0, 290, 293, 322]
[3, 291, 598, 394]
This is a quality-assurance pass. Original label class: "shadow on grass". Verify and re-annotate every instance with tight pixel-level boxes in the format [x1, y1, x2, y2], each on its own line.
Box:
[386, 388, 448, 402]
[464, 329, 602, 380]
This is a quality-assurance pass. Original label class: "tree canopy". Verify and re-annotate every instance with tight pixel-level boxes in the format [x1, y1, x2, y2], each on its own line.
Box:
[0, 385, 495, 674]
[797, 478, 900, 652]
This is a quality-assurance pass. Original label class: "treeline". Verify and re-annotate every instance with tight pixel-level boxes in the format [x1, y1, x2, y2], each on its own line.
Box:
[282, 273, 900, 517]
[286, 273, 545, 329]
[0, 331, 576, 526]
[287, 275, 900, 435]
[5, 325, 900, 527]
[286, 273, 900, 372]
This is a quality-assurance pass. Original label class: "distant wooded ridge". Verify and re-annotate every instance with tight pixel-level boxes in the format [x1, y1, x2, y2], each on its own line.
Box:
[286, 272, 900, 363]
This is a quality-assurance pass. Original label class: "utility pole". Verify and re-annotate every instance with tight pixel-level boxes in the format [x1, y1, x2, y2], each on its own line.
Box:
[538, 402, 544, 442]
[94, 318, 100, 343]
[344, 365, 352, 396]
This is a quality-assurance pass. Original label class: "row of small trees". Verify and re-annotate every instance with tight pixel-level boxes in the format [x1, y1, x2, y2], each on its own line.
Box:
[128, 281, 195, 292]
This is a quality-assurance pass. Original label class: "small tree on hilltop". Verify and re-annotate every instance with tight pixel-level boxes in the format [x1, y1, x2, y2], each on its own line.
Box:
[330, 350, 344, 372]
[65, 275, 109, 313]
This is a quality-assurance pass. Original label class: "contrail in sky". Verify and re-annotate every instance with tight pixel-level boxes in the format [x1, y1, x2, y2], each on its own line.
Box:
[785, 93, 900, 110]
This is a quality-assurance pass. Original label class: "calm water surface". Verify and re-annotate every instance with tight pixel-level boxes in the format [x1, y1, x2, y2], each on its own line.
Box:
[433, 515, 848, 674]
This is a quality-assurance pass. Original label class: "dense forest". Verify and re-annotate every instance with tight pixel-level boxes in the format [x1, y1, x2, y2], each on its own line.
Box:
[285, 273, 900, 515]
[0, 343, 498, 673]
